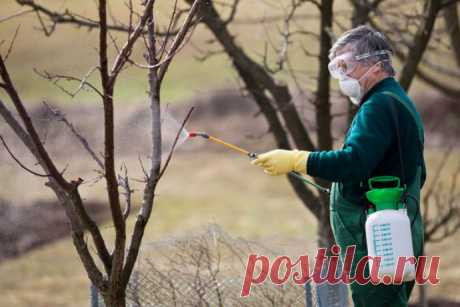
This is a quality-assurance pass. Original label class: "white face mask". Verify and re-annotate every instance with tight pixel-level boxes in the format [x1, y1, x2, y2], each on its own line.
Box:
[338, 77, 361, 105]
[338, 65, 375, 105]
[339, 62, 379, 106]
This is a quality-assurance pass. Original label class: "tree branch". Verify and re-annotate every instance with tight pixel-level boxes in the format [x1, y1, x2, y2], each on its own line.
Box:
[13, 0, 175, 37]
[183, 0, 323, 218]
[98, 0, 125, 298]
[42, 101, 105, 170]
[0, 55, 70, 190]
[34, 67, 104, 98]
[109, 0, 156, 85]
[370, 17, 460, 97]
[398, 0, 443, 90]
[122, 0, 203, 288]
[0, 8, 34, 23]
[316, 0, 333, 151]
[444, 1, 460, 67]
[118, 163, 133, 221]
[3, 26, 21, 62]
[157, 0, 202, 86]
[0, 97, 111, 279]
[423, 148, 460, 244]
[0, 134, 50, 177]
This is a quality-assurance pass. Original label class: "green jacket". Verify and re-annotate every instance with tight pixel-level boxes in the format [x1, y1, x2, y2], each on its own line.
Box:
[307, 77, 426, 204]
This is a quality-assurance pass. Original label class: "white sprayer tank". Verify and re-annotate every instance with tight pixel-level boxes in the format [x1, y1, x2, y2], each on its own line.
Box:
[365, 208, 416, 283]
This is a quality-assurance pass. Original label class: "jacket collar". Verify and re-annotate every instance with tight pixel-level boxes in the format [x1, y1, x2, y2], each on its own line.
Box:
[360, 76, 396, 106]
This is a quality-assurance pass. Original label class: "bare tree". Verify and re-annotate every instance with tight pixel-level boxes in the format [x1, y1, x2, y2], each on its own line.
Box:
[177, 0, 460, 302]
[0, 1, 203, 306]
[444, 2, 460, 66]
[370, 0, 460, 96]
[416, 147, 460, 307]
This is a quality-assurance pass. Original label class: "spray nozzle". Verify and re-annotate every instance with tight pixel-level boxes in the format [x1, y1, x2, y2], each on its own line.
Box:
[188, 131, 209, 139]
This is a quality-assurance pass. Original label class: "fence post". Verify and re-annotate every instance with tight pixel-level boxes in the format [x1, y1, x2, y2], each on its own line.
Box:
[90, 284, 99, 307]
[305, 281, 314, 307]
[314, 258, 348, 307]
[131, 270, 141, 307]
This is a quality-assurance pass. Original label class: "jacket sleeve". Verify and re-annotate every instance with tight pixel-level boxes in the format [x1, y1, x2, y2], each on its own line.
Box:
[307, 94, 394, 182]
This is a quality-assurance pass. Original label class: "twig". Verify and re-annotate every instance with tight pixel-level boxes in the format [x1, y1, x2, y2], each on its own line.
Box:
[4, 26, 21, 61]
[13, 0, 176, 37]
[223, 0, 241, 25]
[0, 134, 50, 177]
[129, 40, 195, 70]
[138, 153, 149, 181]
[0, 54, 70, 190]
[35, 10, 55, 36]
[159, 0, 180, 59]
[42, 101, 105, 170]
[34, 68, 104, 98]
[109, 0, 156, 83]
[0, 8, 34, 23]
[126, 0, 134, 38]
[441, 0, 460, 9]
[157, 0, 203, 85]
[158, 106, 195, 180]
[118, 163, 134, 221]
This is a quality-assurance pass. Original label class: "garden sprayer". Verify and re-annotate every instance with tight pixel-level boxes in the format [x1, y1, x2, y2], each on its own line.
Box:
[188, 131, 330, 194]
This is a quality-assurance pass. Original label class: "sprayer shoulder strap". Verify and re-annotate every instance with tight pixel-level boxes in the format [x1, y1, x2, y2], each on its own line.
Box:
[382, 91, 424, 145]
[382, 91, 423, 188]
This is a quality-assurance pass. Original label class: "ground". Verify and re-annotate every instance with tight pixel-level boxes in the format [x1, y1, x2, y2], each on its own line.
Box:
[0, 94, 458, 306]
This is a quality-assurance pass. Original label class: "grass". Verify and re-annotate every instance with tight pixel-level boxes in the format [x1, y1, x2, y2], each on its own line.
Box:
[0, 152, 317, 307]
[0, 149, 459, 306]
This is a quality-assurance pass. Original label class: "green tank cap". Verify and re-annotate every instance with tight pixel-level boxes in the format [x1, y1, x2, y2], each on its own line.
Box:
[366, 176, 404, 211]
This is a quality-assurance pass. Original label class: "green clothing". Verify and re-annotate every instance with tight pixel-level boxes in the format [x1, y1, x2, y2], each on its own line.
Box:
[307, 77, 426, 195]
[307, 77, 426, 307]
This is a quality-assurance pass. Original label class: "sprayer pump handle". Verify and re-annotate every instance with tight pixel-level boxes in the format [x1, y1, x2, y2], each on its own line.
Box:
[368, 176, 401, 190]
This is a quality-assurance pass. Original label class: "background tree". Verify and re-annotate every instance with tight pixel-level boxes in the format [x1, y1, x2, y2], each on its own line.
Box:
[417, 146, 460, 307]
[180, 0, 459, 302]
[181, 0, 458, 247]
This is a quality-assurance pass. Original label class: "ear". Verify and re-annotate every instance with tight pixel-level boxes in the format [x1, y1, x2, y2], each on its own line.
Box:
[371, 62, 383, 75]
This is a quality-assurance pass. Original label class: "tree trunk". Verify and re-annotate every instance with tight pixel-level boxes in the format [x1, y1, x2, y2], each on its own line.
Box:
[419, 284, 428, 307]
[444, 2, 460, 67]
[399, 0, 442, 91]
[419, 245, 428, 307]
[102, 289, 127, 307]
[347, 0, 385, 126]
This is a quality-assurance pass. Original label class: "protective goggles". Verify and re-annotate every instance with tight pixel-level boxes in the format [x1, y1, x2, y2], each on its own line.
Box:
[328, 50, 392, 80]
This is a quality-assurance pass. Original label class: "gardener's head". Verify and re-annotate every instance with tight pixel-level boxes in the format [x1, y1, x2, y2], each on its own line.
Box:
[328, 25, 394, 105]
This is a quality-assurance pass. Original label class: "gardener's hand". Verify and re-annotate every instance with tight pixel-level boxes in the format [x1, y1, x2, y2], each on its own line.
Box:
[251, 149, 310, 176]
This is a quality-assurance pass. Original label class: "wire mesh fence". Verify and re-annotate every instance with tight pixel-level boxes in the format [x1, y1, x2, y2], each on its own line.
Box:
[90, 225, 348, 307]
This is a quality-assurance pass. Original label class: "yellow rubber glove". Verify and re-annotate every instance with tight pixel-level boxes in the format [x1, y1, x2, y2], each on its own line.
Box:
[251, 149, 310, 176]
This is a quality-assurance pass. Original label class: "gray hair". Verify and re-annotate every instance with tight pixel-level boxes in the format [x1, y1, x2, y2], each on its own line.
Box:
[329, 25, 395, 76]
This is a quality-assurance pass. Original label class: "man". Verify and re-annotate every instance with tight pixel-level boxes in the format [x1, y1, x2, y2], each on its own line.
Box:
[252, 25, 426, 307]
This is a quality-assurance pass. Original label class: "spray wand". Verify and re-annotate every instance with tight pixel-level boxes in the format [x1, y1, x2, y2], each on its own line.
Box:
[188, 131, 330, 194]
